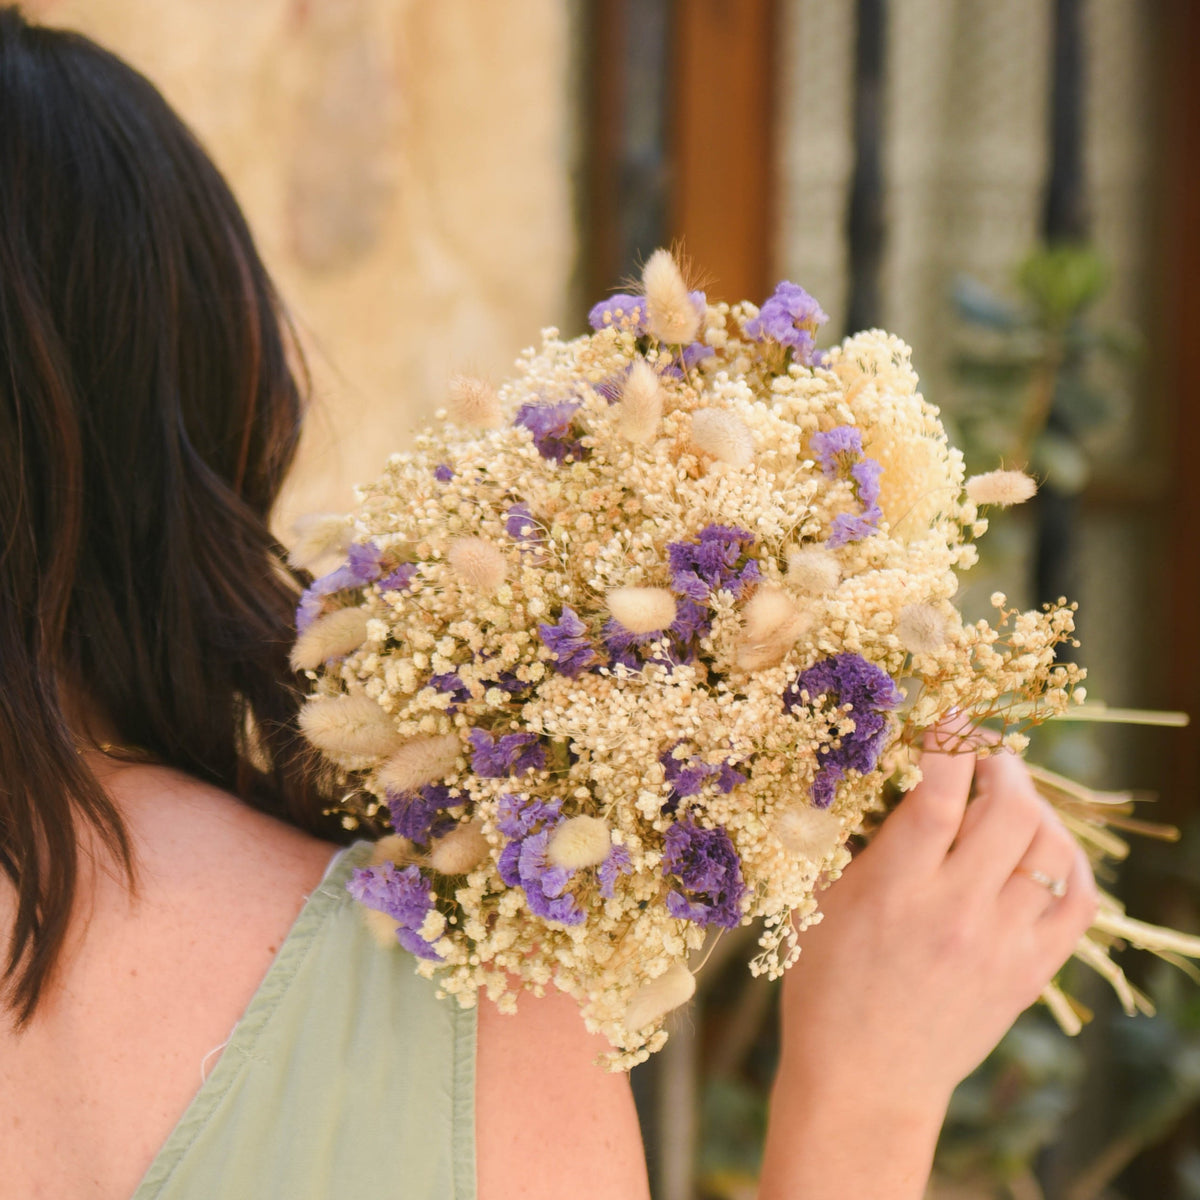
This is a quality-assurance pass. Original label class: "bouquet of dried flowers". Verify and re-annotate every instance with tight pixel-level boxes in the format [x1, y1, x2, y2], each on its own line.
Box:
[291, 249, 1193, 1068]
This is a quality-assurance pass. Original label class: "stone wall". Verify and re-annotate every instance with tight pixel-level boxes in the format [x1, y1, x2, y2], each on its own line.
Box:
[27, 0, 576, 526]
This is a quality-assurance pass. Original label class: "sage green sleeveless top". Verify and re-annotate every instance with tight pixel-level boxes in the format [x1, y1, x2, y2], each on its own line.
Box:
[131, 841, 476, 1200]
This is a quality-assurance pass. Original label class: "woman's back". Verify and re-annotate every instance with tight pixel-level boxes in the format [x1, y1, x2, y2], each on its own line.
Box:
[0, 763, 338, 1199]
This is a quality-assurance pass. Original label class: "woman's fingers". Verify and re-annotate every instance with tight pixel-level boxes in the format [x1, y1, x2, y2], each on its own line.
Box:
[997, 804, 1080, 919]
[1040, 844, 1099, 937]
[947, 751, 1045, 893]
[870, 725, 975, 873]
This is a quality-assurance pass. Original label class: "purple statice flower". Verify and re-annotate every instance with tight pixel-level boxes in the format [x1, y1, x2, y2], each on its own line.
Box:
[514, 828, 586, 924]
[514, 399, 586, 465]
[812, 426, 882, 507]
[295, 540, 383, 633]
[602, 618, 688, 673]
[660, 338, 717, 381]
[588, 293, 649, 333]
[811, 425, 864, 476]
[433, 463, 454, 483]
[743, 280, 829, 365]
[427, 663, 529, 714]
[468, 728, 546, 777]
[604, 533, 752, 672]
[596, 842, 633, 898]
[602, 593, 718, 671]
[661, 818, 747, 929]
[429, 672, 471, 711]
[659, 743, 748, 813]
[828, 509, 881, 547]
[783, 653, 903, 807]
[344, 541, 384, 580]
[388, 784, 458, 844]
[538, 605, 600, 678]
[660, 744, 717, 801]
[377, 561, 418, 592]
[716, 761, 748, 793]
[670, 596, 711, 642]
[811, 425, 884, 546]
[505, 501, 543, 544]
[496, 791, 563, 839]
[347, 862, 442, 960]
[486, 669, 532, 698]
[494, 793, 583, 925]
[681, 340, 716, 370]
[667, 524, 761, 601]
[851, 457, 882, 510]
[295, 590, 325, 634]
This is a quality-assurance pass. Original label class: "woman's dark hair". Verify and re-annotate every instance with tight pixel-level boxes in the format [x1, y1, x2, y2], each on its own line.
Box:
[0, 7, 341, 1023]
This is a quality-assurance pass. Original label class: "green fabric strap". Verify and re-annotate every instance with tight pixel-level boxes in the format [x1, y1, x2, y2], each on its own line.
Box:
[131, 841, 477, 1200]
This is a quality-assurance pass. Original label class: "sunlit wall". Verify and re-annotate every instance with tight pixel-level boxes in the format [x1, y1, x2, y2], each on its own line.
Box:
[30, 0, 577, 525]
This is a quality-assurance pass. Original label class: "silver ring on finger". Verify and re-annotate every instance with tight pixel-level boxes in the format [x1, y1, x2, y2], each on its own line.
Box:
[1012, 866, 1068, 899]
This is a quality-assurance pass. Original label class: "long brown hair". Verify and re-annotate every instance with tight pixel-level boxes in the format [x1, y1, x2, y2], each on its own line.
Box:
[0, 8, 341, 1023]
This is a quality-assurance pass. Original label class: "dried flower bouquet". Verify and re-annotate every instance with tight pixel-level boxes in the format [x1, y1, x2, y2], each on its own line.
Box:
[292, 250, 1195, 1068]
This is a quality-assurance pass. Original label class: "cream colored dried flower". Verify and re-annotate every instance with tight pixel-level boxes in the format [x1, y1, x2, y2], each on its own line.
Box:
[607, 586, 677, 634]
[447, 536, 508, 593]
[287, 512, 352, 571]
[624, 962, 696, 1032]
[430, 821, 490, 875]
[363, 907, 403, 949]
[298, 694, 401, 762]
[965, 469, 1037, 507]
[642, 249, 701, 345]
[689, 408, 754, 466]
[290, 607, 370, 672]
[547, 816, 612, 871]
[371, 834, 415, 866]
[773, 806, 844, 860]
[446, 374, 503, 429]
[736, 585, 810, 670]
[378, 733, 462, 793]
[786, 546, 841, 595]
[618, 359, 665, 444]
[896, 603, 949, 655]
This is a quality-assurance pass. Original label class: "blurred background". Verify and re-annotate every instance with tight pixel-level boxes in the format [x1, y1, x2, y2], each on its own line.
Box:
[28, 0, 1199, 1196]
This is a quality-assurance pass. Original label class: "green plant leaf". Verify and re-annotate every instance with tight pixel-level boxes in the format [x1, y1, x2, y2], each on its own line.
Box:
[1018, 245, 1109, 324]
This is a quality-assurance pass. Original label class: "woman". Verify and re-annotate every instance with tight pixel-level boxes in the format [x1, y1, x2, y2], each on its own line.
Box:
[0, 9, 1097, 1198]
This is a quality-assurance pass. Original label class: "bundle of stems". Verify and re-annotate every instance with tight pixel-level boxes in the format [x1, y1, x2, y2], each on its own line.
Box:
[999, 705, 1195, 1034]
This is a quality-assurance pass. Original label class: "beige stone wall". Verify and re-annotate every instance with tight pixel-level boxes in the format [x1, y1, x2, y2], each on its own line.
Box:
[28, 0, 576, 526]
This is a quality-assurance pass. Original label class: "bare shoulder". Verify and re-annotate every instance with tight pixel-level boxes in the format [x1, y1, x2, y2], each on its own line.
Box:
[80, 763, 342, 1037]
[475, 987, 650, 1200]
[111, 761, 338, 895]
[0, 763, 340, 1200]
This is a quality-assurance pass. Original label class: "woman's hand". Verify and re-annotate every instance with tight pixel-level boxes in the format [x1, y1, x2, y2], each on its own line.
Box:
[759, 728, 1098, 1199]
